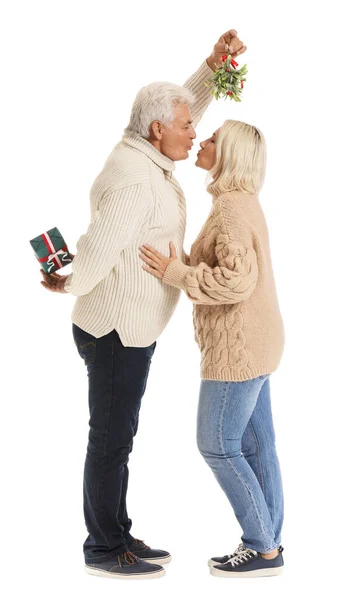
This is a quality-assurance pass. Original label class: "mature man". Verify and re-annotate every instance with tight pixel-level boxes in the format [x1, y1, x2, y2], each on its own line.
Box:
[41, 30, 246, 579]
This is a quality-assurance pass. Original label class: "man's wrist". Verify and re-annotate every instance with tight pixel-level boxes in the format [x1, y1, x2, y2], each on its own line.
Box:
[63, 273, 72, 293]
[206, 55, 217, 72]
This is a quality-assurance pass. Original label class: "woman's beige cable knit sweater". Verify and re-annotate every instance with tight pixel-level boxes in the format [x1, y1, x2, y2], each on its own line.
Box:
[162, 190, 285, 381]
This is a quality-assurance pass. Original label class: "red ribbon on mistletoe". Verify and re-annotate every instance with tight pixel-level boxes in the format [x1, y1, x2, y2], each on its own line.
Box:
[206, 54, 247, 101]
[221, 55, 244, 89]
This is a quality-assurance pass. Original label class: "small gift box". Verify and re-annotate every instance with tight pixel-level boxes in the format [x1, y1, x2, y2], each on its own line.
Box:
[30, 227, 72, 274]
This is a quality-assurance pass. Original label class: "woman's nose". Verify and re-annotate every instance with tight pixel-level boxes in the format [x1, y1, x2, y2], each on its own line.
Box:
[200, 141, 206, 149]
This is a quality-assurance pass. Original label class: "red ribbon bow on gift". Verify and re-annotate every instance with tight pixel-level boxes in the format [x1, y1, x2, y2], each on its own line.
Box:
[37, 231, 71, 272]
[38, 247, 70, 272]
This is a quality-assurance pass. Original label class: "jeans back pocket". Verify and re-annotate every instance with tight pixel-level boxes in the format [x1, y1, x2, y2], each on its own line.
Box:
[76, 340, 96, 366]
[72, 324, 97, 366]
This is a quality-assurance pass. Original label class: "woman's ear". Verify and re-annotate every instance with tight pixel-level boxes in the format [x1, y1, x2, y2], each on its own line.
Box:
[149, 120, 163, 141]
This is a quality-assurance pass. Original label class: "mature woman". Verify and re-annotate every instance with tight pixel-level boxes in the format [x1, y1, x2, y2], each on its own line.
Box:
[139, 120, 285, 578]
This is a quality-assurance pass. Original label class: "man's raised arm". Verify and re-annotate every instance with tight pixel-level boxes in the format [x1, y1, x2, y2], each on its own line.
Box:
[183, 29, 247, 127]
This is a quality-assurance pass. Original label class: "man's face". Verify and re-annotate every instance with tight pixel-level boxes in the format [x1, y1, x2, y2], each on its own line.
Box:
[159, 103, 196, 161]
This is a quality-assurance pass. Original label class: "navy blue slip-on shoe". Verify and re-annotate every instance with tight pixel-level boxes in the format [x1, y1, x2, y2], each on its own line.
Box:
[208, 543, 284, 568]
[210, 545, 284, 578]
[85, 551, 165, 579]
[128, 538, 172, 565]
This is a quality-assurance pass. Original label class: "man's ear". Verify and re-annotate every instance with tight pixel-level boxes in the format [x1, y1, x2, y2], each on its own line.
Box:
[149, 120, 163, 141]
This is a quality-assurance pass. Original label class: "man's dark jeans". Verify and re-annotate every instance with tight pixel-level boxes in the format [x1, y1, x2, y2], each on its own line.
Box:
[72, 323, 156, 563]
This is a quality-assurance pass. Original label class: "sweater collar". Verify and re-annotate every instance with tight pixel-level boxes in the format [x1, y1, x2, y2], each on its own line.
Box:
[212, 190, 257, 204]
[122, 130, 175, 176]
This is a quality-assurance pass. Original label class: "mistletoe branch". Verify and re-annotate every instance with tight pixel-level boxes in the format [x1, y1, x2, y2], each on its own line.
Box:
[206, 54, 248, 102]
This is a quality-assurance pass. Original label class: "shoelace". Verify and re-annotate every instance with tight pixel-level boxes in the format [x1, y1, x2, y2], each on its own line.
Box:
[117, 551, 138, 567]
[227, 542, 246, 560]
[226, 546, 258, 567]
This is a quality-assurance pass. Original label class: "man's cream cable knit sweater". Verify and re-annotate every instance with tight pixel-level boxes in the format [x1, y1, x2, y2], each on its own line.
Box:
[162, 190, 285, 381]
[64, 61, 214, 346]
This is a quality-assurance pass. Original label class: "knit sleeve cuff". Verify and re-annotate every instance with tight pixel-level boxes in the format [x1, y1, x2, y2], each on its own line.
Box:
[201, 58, 216, 77]
[162, 258, 191, 289]
[204, 58, 217, 75]
[64, 273, 73, 293]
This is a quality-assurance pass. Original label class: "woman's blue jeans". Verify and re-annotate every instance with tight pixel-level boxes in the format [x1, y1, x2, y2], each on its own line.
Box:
[197, 376, 284, 553]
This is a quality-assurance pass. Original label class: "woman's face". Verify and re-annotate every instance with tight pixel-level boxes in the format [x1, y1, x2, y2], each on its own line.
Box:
[195, 128, 220, 171]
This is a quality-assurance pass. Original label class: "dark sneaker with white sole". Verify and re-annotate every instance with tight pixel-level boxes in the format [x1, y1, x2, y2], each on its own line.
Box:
[85, 551, 165, 579]
[208, 542, 284, 567]
[210, 545, 284, 578]
[128, 538, 172, 564]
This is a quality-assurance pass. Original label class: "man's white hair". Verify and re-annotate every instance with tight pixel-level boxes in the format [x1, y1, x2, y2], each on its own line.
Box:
[126, 82, 195, 139]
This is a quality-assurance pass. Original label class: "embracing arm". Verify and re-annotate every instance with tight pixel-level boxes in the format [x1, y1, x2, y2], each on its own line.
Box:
[162, 227, 258, 306]
[64, 183, 152, 296]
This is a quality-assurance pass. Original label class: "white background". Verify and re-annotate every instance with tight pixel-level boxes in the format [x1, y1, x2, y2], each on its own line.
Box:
[2, 1, 352, 598]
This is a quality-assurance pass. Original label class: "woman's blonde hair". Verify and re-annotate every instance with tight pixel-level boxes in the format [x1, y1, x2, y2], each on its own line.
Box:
[206, 120, 266, 196]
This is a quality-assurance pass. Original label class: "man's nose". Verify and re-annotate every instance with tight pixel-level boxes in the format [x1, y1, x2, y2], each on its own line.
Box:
[190, 127, 196, 139]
